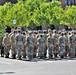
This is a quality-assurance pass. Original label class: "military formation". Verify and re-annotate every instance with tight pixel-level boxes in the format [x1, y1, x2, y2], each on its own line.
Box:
[0, 27, 76, 60]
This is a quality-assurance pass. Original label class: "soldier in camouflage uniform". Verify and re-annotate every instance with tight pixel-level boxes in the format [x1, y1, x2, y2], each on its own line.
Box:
[47, 32, 55, 59]
[68, 32, 72, 57]
[33, 32, 38, 58]
[43, 30, 48, 58]
[64, 32, 69, 57]
[27, 32, 34, 60]
[15, 30, 24, 60]
[8, 29, 14, 37]
[69, 30, 76, 58]
[52, 30, 59, 58]
[73, 31, 76, 57]
[48, 29, 51, 34]
[38, 35, 46, 59]
[2, 33, 11, 58]
[22, 32, 27, 58]
[10, 30, 17, 59]
[59, 33, 66, 58]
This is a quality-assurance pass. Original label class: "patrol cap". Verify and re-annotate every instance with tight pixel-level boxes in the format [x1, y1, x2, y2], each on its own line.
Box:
[62, 29, 66, 32]
[71, 30, 75, 33]
[14, 30, 17, 33]
[40, 34, 43, 37]
[53, 29, 57, 33]
[58, 31, 61, 34]
[48, 29, 51, 33]
[5, 33, 9, 36]
[28, 31, 32, 34]
[33, 30, 38, 34]
[38, 30, 43, 33]
[43, 30, 47, 33]
[61, 32, 64, 36]
[22, 31, 26, 35]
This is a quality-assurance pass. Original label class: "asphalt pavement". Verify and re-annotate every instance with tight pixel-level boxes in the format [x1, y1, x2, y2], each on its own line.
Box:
[0, 57, 76, 75]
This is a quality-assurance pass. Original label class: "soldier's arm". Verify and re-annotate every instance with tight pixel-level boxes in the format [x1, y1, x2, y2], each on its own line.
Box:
[37, 38, 39, 46]
[2, 37, 6, 46]
[47, 37, 49, 47]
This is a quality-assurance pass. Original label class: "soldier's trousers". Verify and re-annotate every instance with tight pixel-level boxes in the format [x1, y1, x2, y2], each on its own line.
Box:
[33, 46, 37, 58]
[54, 44, 59, 57]
[70, 45, 75, 58]
[22, 50, 26, 58]
[1, 45, 4, 57]
[60, 45, 66, 58]
[16, 45, 23, 59]
[48, 47, 54, 58]
[38, 46, 45, 58]
[27, 45, 34, 59]
[4, 46, 10, 57]
[10, 45, 16, 58]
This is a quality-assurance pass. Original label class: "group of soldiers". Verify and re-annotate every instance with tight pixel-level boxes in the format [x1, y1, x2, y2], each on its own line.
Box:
[0, 27, 76, 60]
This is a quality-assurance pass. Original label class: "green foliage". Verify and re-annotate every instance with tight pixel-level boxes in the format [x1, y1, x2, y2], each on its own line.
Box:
[60, 5, 76, 28]
[0, 0, 76, 33]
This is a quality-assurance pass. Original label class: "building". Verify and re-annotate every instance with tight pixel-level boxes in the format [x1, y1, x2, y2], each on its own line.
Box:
[0, 0, 76, 7]
[60, 0, 76, 7]
[0, 0, 17, 5]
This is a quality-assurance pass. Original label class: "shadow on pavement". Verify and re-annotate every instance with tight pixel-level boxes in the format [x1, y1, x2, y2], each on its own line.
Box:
[0, 72, 15, 74]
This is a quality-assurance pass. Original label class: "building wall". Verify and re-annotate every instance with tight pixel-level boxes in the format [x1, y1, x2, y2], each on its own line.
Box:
[0, 0, 7, 5]
[0, 0, 17, 5]
[59, 0, 76, 7]
[7, 0, 17, 3]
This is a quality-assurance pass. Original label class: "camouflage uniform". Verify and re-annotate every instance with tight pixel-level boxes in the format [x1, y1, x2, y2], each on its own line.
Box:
[2, 33, 11, 58]
[59, 33, 66, 58]
[22, 32, 27, 58]
[10, 31, 17, 58]
[69, 31, 76, 58]
[38, 35, 46, 59]
[33, 34, 37, 58]
[47, 33, 54, 58]
[64, 32, 69, 57]
[74, 31, 76, 57]
[52, 30, 59, 58]
[43, 30, 48, 58]
[68, 32, 71, 57]
[27, 32, 34, 60]
[15, 31, 24, 59]
[0, 30, 7, 57]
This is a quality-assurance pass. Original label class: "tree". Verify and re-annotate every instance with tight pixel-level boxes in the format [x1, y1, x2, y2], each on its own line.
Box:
[0, 2, 12, 38]
[5, 0, 27, 27]
[60, 5, 76, 28]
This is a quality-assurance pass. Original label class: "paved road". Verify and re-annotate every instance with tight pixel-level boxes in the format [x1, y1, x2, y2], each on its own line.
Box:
[0, 57, 76, 75]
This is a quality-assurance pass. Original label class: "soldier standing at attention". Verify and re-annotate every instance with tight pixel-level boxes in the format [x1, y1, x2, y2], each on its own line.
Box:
[2, 33, 11, 58]
[38, 35, 46, 59]
[27, 32, 34, 60]
[10, 30, 17, 59]
[47, 32, 55, 59]
[15, 30, 24, 60]
[59, 33, 66, 58]
[52, 29, 59, 58]
[64, 32, 69, 57]
[74, 31, 76, 57]
[43, 30, 48, 58]
[22, 32, 27, 58]
[69, 30, 76, 58]
[33, 32, 38, 58]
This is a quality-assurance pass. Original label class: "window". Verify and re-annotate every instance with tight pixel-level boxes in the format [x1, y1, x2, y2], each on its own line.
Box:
[64, 0, 75, 7]
[68, 0, 72, 5]
[71, 0, 75, 5]
[64, 0, 68, 6]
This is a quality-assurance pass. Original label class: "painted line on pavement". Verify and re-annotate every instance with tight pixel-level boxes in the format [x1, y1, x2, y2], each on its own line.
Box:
[0, 61, 11, 65]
